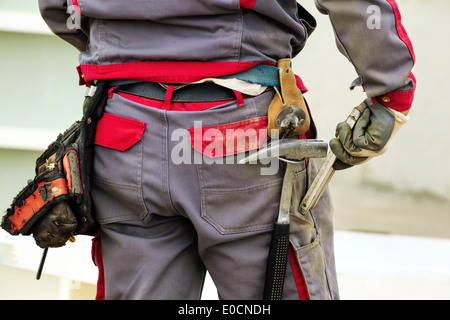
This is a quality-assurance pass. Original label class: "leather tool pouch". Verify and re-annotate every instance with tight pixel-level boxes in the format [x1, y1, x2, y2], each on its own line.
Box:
[1, 81, 110, 237]
[268, 59, 312, 138]
[2, 122, 83, 236]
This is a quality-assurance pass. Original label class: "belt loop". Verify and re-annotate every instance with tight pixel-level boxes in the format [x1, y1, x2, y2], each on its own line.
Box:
[108, 85, 119, 98]
[164, 85, 175, 109]
[233, 90, 244, 107]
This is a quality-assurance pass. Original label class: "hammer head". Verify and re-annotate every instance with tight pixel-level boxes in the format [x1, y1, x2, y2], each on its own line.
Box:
[239, 139, 328, 164]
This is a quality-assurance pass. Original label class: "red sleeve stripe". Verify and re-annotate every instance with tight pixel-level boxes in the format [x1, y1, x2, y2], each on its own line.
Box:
[386, 0, 416, 63]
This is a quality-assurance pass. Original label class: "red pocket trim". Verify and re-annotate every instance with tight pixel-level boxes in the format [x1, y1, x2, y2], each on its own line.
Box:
[95, 113, 146, 151]
[240, 0, 256, 9]
[188, 117, 268, 158]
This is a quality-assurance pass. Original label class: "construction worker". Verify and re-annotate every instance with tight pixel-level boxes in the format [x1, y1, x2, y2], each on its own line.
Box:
[35, 0, 415, 300]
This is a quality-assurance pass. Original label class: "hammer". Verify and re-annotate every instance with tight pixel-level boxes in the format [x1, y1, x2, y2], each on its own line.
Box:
[240, 138, 328, 300]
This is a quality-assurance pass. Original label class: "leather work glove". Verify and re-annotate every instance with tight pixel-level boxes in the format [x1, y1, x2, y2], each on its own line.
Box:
[330, 99, 409, 170]
[30, 202, 78, 248]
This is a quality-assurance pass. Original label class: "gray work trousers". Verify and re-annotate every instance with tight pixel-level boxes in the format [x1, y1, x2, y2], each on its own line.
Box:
[91, 89, 339, 300]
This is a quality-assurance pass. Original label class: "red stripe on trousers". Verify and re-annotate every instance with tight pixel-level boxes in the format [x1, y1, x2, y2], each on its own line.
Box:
[92, 231, 105, 300]
[288, 244, 311, 300]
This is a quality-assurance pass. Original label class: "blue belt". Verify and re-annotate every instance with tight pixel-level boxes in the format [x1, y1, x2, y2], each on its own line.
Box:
[220, 64, 281, 87]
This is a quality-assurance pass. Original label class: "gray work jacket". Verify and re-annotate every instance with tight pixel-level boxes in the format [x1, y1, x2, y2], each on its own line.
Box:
[38, 0, 415, 110]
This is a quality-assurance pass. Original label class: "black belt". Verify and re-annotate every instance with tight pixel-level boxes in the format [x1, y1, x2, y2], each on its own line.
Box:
[116, 82, 247, 103]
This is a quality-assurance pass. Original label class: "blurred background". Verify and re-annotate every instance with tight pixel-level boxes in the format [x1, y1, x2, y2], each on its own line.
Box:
[0, 0, 449, 300]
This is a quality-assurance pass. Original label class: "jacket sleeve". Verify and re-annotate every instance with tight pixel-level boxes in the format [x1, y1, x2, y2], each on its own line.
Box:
[38, 0, 88, 52]
[315, 0, 416, 111]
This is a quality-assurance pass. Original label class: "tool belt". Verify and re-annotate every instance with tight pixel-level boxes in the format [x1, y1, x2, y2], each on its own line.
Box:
[116, 60, 315, 140]
[1, 81, 110, 237]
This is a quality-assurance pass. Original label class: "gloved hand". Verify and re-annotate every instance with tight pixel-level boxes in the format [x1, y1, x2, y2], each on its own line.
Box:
[330, 99, 409, 170]
[31, 202, 78, 248]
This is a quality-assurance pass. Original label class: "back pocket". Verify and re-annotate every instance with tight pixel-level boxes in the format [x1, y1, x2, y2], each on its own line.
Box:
[190, 117, 285, 235]
[92, 113, 148, 224]
[95, 113, 146, 151]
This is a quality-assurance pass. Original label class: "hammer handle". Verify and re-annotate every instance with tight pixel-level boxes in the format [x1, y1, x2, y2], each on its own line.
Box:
[263, 223, 290, 300]
[299, 102, 368, 215]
